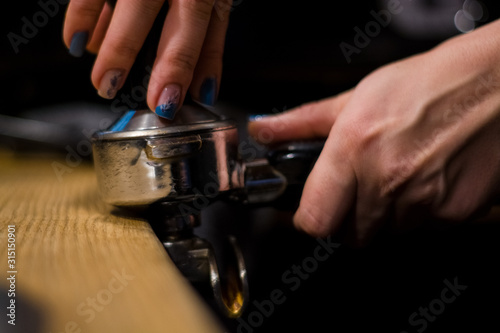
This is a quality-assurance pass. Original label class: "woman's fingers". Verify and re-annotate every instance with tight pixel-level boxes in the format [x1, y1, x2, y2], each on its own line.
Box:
[91, 0, 165, 99]
[87, 2, 113, 54]
[147, 0, 216, 119]
[64, 0, 233, 118]
[248, 90, 353, 144]
[63, 0, 106, 57]
[189, 0, 233, 108]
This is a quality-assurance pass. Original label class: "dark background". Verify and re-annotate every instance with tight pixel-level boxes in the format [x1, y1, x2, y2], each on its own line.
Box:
[5, 1, 497, 114]
[2, 1, 500, 332]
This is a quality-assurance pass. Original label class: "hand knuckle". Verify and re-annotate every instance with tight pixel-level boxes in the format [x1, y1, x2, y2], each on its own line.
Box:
[181, 0, 214, 19]
[164, 50, 198, 72]
[340, 123, 410, 198]
[379, 159, 415, 198]
[298, 208, 331, 238]
[107, 37, 141, 60]
[72, 0, 102, 18]
[435, 200, 476, 223]
[131, 0, 164, 16]
[214, 0, 233, 15]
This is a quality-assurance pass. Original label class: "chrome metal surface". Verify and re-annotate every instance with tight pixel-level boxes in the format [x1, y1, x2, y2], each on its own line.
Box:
[92, 107, 244, 206]
[91, 105, 321, 319]
[242, 159, 287, 204]
[163, 235, 248, 318]
[94, 106, 233, 140]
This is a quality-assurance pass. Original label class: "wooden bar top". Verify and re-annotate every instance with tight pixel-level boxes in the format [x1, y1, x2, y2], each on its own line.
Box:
[0, 151, 222, 333]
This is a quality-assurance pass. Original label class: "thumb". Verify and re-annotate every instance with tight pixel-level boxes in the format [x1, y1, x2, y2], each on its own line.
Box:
[248, 90, 353, 145]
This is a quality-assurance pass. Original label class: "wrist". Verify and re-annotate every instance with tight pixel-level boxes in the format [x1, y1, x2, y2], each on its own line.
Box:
[434, 19, 500, 76]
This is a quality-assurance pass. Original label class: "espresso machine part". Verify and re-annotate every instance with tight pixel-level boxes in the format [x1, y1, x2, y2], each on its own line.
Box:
[92, 106, 322, 210]
[92, 0, 322, 319]
[92, 105, 322, 318]
[92, 106, 243, 206]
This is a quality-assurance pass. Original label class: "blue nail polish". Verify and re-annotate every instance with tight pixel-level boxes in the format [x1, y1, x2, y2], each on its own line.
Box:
[155, 103, 177, 119]
[248, 114, 270, 122]
[198, 77, 217, 106]
[69, 31, 88, 57]
[155, 84, 181, 120]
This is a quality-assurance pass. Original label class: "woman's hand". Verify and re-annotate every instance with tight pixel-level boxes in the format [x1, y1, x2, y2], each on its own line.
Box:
[249, 20, 500, 246]
[63, 0, 232, 119]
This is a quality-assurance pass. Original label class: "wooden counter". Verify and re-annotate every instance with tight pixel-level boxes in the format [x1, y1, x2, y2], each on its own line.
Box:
[0, 151, 222, 333]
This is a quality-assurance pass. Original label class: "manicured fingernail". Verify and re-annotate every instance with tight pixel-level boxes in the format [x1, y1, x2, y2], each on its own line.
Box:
[155, 84, 181, 119]
[69, 31, 88, 57]
[198, 77, 217, 106]
[98, 69, 125, 99]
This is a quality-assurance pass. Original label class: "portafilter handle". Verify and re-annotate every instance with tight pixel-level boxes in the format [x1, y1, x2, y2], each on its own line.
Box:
[238, 140, 325, 208]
